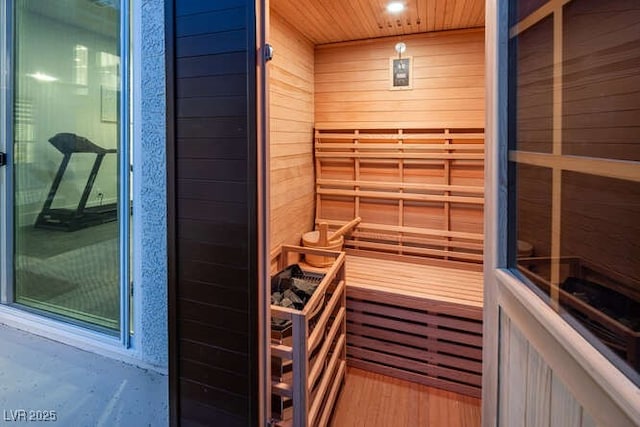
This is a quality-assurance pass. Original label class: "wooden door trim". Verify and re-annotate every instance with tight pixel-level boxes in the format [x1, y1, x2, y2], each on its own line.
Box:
[164, 0, 177, 425]
[482, 0, 508, 425]
[255, 0, 270, 424]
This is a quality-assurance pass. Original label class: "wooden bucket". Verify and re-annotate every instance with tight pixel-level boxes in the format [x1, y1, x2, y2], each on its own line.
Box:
[302, 235, 344, 267]
[302, 218, 360, 267]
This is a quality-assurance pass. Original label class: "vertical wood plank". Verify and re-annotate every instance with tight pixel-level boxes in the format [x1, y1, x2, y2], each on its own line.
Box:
[580, 410, 597, 427]
[525, 346, 552, 427]
[550, 373, 581, 427]
[354, 129, 361, 220]
[292, 312, 309, 426]
[315, 130, 322, 226]
[498, 310, 512, 427]
[398, 129, 404, 255]
[444, 128, 451, 259]
[504, 316, 529, 426]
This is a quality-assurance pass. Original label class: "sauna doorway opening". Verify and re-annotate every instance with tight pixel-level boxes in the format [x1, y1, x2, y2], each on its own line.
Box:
[264, 1, 486, 426]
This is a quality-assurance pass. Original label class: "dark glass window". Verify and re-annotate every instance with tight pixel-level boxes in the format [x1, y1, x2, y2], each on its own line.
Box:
[509, 0, 640, 382]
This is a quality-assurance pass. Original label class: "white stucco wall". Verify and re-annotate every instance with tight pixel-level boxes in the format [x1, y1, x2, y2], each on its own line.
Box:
[132, 0, 167, 369]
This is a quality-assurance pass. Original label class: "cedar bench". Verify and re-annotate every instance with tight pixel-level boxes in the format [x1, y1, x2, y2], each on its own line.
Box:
[344, 255, 483, 398]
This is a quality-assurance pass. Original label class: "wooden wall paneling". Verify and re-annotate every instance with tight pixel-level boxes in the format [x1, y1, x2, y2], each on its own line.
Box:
[269, 11, 316, 251]
[169, 1, 259, 426]
[581, 411, 598, 427]
[525, 345, 552, 426]
[499, 310, 528, 426]
[314, 29, 485, 130]
[550, 374, 582, 427]
[497, 311, 511, 427]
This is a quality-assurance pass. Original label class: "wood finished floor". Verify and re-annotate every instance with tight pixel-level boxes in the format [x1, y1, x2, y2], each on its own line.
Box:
[329, 368, 481, 427]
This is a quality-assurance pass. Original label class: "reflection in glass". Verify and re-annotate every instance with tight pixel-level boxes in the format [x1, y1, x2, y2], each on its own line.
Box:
[513, 163, 552, 281]
[13, 0, 121, 332]
[510, 0, 640, 380]
[511, 15, 554, 153]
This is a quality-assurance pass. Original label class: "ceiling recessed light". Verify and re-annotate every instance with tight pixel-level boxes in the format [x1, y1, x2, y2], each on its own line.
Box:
[27, 72, 58, 82]
[386, 1, 405, 14]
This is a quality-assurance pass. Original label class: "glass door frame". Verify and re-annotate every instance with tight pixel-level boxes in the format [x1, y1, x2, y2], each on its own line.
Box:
[0, 0, 15, 306]
[0, 0, 131, 347]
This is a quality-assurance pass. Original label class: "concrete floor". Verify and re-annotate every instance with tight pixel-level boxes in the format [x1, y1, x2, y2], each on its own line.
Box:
[0, 325, 167, 426]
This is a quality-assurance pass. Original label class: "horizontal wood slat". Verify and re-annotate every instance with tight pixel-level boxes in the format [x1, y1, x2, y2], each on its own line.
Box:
[343, 239, 483, 262]
[348, 299, 483, 333]
[348, 310, 483, 347]
[315, 128, 484, 266]
[347, 323, 483, 360]
[317, 178, 484, 194]
[315, 132, 485, 140]
[317, 188, 484, 204]
[348, 334, 483, 373]
[316, 152, 484, 160]
[316, 219, 484, 242]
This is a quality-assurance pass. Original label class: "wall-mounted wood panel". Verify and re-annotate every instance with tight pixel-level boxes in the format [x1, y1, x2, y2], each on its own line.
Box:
[168, 1, 258, 426]
[269, 12, 316, 251]
[314, 29, 485, 129]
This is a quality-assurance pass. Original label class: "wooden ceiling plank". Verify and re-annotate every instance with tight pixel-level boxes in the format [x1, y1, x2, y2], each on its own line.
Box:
[467, 0, 485, 29]
[323, 0, 363, 43]
[272, 0, 327, 44]
[443, 0, 456, 30]
[452, 0, 468, 30]
[438, 0, 451, 31]
[426, 0, 437, 32]
[475, 0, 486, 27]
[356, 0, 386, 41]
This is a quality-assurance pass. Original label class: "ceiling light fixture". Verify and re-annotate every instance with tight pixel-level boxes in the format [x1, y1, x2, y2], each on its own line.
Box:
[386, 1, 405, 14]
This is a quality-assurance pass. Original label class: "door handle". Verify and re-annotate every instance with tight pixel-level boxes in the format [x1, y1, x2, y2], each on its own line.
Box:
[0, 152, 5, 167]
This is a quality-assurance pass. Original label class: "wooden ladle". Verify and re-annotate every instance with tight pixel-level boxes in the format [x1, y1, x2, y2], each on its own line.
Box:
[327, 217, 361, 243]
[302, 217, 362, 247]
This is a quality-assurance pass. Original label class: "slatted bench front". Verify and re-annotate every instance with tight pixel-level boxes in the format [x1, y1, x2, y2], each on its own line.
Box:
[345, 255, 484, 398]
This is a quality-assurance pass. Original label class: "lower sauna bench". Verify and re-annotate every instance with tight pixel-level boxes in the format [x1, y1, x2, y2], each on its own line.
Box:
[344, 255, 484, 398]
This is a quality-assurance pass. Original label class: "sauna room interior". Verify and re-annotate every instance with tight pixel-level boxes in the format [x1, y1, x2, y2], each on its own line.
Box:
[267, 1, 485, 425]
[265, 0, 640, 425]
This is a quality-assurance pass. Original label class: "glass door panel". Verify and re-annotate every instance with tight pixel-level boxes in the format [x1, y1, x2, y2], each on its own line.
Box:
[12, 0, 121, 332]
